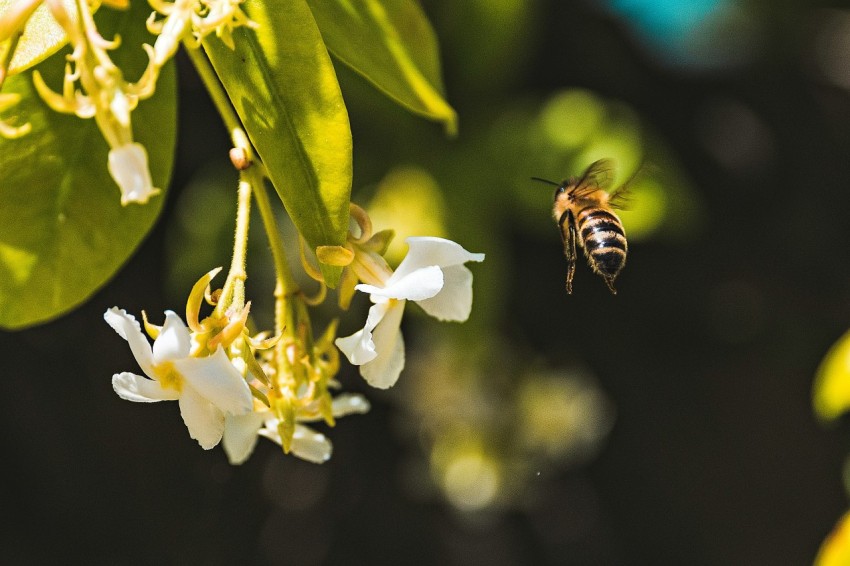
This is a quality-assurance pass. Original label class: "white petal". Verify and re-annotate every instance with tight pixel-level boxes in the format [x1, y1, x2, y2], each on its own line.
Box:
[389, 237, 485, 283]
[107, 143, 160, 206]
[359, 300, 406, 389]
[257, 421, 334, 463]
[331, 393, 371, 417]
[112, 372, 180, 402]
[335, 301, 392, 365]
[152, 311, 192, 363]
[415, 264, 475, 322]
[290, 424, 332, 464]
[222, 411, 267, 465]
[104, 307, 155, 377]
[357, 265, 444, 302]
[173, 347, 252, 416]
[257, 420, 282, 445]
[178, 385, 225, 449]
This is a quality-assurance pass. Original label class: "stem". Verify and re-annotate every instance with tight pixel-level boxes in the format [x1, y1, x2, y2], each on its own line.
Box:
[250, 166, 299, 302]
[186, 43, 256, 316]
[215, 176, 251, 315]
[187, 39, 303, 379]
[185, 43, 244, 146]
[249, 166, 302, 386]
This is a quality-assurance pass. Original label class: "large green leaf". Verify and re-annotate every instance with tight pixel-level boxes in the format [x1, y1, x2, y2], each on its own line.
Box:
[0, 4, 177, 329]
[306, 0, 457, 134]
[0, 0, 75, 74]
[204, 0, 352, 287]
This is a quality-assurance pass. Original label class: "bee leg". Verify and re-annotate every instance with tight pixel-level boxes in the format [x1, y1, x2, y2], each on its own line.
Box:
[559, 210, 577, 294]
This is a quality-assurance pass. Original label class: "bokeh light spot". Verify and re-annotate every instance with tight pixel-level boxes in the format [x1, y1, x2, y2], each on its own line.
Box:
[366, 166, 447, 265]
[441, 450, 501, 512]
[617, 178, 666, 239]
[540, 90, 605, 150]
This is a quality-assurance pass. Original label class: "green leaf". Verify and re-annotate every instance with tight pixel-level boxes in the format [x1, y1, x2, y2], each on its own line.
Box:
[0, 4, 177, 329]
[204, 0, 352, 287]
[0, 0, 75, 74]
[814, 329, 850, 421]
[306, 0, 457, 135]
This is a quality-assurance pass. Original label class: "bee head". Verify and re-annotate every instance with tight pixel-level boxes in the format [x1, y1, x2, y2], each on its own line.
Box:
[553, 182, 570, 201]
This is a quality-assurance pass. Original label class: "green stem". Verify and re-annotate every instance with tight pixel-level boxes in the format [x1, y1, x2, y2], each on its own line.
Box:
[215, 176, 251, 315]
[250, 166, 301, 385]
[185, 43, 244, 145]
[250, 166, 300, 302]
[186, 40, 302, 375]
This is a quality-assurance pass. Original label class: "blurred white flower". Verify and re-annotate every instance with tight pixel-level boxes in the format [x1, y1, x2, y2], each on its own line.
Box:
[31, 0, 161, 206]
[104, 307, 252, 449]
[336, 237, 484, 388]
[222, 394, 371, 464]
[107, 143, 160, 205]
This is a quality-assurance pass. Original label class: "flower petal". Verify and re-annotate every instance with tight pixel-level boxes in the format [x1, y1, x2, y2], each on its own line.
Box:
[173, 347, 252, 416]
[222, 411, 267, 465]
[178, 384, 225, 449]
[257, 420, 281, 445]
[290, 424, 332, 464]
[389, 237, 485, 283]
[331, 393, 371, 417]
[335, 301, 392, 365]
[104, 307, 155, 377]
[357, 265, 443, 301]
[112, 372, 180, 402]
[152, 311, 192, 363]
[258, 422, 333, 463]
[359, 300, 406, 389]
[107, 142, 160, 206]
[415, 264, 475, 322]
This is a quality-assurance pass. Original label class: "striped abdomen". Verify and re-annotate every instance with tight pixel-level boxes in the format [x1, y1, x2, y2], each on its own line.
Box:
[575, 206, 627, 281]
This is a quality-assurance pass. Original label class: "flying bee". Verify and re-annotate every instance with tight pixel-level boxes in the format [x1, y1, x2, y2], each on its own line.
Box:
[533, 159, 631, 294]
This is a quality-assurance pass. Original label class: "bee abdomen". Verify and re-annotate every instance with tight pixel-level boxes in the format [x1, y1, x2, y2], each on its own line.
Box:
[577, 208, 627, 277]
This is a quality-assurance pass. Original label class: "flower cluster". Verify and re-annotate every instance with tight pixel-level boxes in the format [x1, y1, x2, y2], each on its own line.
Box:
[221, 311, 370, 465]
[106, 205, 484, 464]
[0, 0, 254, 205]
[106, 269, 370, 462]
[33, 0, 160, 204]
[147, 0, 257, 67]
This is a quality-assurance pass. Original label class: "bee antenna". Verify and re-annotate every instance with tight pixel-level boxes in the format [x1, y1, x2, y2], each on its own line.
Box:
[531, 176, 560, 187]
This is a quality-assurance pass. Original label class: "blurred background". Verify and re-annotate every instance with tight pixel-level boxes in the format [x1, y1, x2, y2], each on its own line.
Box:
[5, 0, 850, 563]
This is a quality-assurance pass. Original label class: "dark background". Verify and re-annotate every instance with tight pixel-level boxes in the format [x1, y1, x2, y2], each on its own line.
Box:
[4, 0, 850, 564]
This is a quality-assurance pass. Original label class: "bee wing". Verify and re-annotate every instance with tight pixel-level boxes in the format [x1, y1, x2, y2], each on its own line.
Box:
[608, 187, 632, 210]
[608, 162, 655, 210]
[571, 159, 615, 199]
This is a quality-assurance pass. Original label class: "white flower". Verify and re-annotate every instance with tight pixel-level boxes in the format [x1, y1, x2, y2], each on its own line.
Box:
[335, 237, 485, 389]
[107, 143, 160, 206]
[104, 307, 252, 449]
[222, 394, 371, 464]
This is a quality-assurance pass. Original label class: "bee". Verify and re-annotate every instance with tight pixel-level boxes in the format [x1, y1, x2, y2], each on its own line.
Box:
[533, 159, 630, 294]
